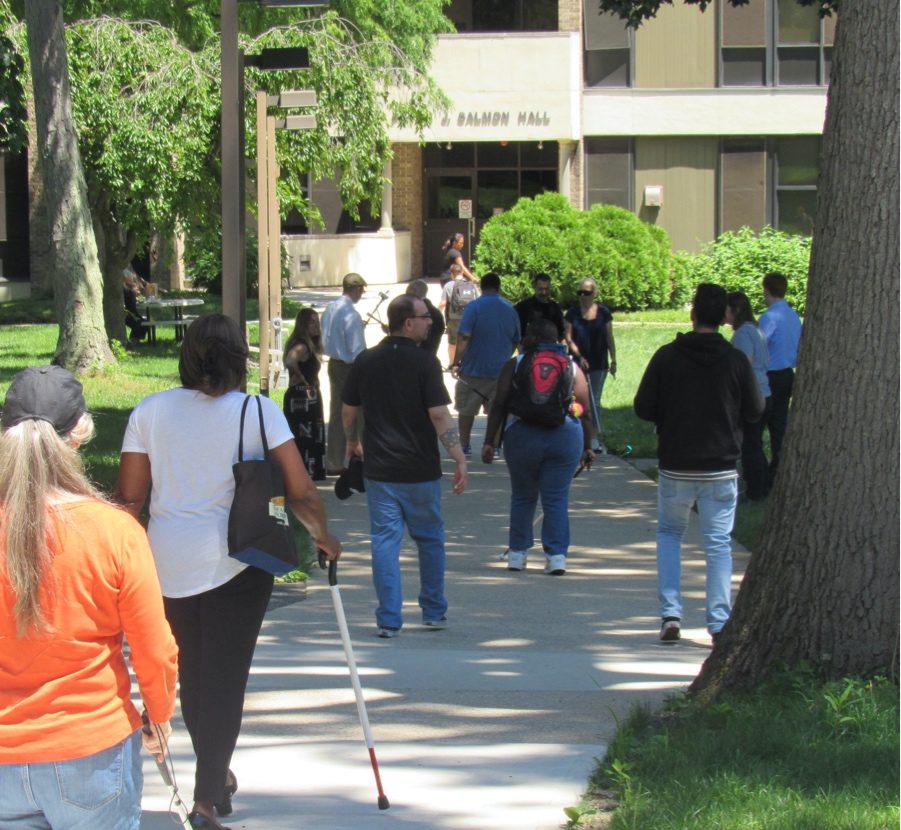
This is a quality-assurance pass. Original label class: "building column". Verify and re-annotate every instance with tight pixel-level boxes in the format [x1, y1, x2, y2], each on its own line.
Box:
[559, 140, 576, 205]
[380, 159, 394, 234]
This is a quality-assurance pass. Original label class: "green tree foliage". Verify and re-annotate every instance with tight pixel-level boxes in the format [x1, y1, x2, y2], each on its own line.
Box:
[0, 16, 25, 153]
[472, 192, 675, 310]
[682, 227, 811, 313]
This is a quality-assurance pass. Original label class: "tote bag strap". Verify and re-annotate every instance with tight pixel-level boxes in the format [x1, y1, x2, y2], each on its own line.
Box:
[237, 395, 271, 462]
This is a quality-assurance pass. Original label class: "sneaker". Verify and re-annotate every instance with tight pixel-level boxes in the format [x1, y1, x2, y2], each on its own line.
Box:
[377, 626, 400, 638]
[544, 555, 566, 575]
[462, 445, 472, 457]
[423, 618, 447, 630]
[659, 618, 681, 642]
[591, 439, 607, 454]
[506, 550, 527, 571]
[493, 445, 503, 460]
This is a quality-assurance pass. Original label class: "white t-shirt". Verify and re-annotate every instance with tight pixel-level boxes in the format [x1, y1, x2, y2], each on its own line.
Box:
[121, 389, 294, 598]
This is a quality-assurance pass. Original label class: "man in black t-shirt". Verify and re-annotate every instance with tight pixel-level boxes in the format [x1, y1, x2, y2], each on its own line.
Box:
[342, 296, 468, 638]
[514, 273, 565, 343]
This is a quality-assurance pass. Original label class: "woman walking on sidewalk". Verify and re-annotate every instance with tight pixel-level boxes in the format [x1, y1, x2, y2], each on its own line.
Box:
[482, 320, 594, 576]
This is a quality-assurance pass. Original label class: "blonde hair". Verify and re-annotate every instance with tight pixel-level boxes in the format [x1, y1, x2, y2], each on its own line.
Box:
[0, 414, 102, 636]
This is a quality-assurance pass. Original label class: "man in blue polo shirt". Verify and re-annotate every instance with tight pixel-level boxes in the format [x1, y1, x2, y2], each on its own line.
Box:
[451, 272, 520, 455]
[759, 272, 803, 486]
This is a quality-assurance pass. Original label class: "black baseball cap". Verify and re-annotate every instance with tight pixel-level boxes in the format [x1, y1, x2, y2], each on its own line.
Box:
[334, 456, 366, 500]
[1, 365, 87, 434]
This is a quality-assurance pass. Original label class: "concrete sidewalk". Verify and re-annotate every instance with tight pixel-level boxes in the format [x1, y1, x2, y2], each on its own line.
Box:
[140, 444, 748, 830]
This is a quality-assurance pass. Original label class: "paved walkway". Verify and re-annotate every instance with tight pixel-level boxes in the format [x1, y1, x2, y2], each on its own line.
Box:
[140, 282, 748, 829]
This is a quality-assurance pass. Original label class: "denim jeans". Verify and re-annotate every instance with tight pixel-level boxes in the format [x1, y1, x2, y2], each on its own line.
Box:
[656, 474, 737, 634]
[587, 369, 608, 435]
[365, 478, 448, 629]
[0, 730, 142, 830]
[503, 418, 583, 557]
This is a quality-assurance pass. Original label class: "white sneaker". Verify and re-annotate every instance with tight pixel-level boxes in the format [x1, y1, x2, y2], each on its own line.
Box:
[507, 550, 527, 571]
[544, 555, 566, 575]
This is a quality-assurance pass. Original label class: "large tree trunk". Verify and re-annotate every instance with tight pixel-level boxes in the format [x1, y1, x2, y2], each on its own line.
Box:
[692, 0, 900, 698]
[90, 188, 137, 345]
[25, 0, 114, 371]
[25, 91, 53, 297]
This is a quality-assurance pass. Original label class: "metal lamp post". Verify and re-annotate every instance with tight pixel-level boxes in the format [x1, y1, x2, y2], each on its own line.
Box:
[220, 1, 327, 331]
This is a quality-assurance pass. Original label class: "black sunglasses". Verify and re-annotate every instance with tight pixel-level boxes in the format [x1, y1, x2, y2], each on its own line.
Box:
[577, 289, 594, 296]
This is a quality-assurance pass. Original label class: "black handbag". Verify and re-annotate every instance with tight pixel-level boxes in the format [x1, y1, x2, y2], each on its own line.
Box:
[227, 395, 298, 576]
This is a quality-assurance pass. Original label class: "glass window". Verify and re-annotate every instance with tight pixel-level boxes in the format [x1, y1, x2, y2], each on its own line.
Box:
[719, 136, 820, 235]
[722, 48, 767, 86]
[428, 176, 475, 220]
[584, 1, 631, 88]
[423, 142, 475, 169]
[477, 170, 519, 219]
[584, 137, 632, 210]
[520, 140, 558, 167]
[521, 168, 557, 199]
[720, 0, 833, 87]
[776, 136, 820, 186]
[477, 142, 519, 169]
[472, 0, 557, 32]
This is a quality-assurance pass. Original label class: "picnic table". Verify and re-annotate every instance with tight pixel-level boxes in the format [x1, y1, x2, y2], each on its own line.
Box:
[141, 297, 204, 343]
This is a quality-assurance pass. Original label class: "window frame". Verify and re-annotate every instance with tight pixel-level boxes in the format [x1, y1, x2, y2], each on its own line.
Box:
[583, 137, 634, 212]
[717, 0, 833, 88]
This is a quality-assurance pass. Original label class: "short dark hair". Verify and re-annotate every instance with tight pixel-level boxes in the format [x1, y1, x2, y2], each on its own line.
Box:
[692, 283, 727, 328]
[763, 272, 788, 298]
[533, 273, 551, 286]
[387, 295, 418, 333]
[481, 272, 501, 292]
[179, 314, 249, 396]
[526, 319, 559, 343]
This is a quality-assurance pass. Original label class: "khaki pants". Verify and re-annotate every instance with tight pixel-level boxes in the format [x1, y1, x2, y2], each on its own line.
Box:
[327, 358, 362, 472]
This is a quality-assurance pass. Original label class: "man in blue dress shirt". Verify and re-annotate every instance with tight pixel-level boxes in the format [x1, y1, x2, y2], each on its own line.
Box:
[759, 272, 803, 486]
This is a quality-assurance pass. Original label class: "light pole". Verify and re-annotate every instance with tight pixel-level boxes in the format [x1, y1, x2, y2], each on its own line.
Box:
[257, 90, 318, 395]
[220, 0, 327, 331]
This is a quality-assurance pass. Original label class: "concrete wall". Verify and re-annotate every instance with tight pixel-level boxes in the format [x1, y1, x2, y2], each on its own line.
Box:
[284, 231, 411, 288]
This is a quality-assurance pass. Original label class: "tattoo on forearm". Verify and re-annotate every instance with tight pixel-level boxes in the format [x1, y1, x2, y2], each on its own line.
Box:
[439, 427, 460, 451]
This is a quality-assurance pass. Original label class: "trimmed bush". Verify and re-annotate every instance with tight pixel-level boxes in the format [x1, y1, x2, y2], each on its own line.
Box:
[472, 193, 675, 310]
[683, 226, 810, 314]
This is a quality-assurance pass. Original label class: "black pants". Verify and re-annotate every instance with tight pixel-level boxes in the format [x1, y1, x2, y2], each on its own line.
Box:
[766, 368, 794, 484]
[742, 397, 772, 500]
[164, 566, 273, 803]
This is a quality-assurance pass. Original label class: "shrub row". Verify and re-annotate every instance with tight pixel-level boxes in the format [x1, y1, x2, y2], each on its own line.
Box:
[473, 193, 810, 313]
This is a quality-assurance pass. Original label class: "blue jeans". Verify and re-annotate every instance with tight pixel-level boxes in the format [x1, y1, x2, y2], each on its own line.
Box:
[503, 418, 583, 557]
[365, 478, 448, 629]
[0, 730, 142, 830]
[656, 475, 737, 634]
[587, 369, 608, 435]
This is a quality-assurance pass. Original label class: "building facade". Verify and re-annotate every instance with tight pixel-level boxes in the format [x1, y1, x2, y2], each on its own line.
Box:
[1, 0, 829, 297]
[284, 0, 829, 287]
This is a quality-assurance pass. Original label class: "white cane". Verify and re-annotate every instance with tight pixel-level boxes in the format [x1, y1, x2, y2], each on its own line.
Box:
[318, 552, 390, 810]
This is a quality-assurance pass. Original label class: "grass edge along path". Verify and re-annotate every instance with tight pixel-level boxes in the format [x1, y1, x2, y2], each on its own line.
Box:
[566, 669, 899, 830]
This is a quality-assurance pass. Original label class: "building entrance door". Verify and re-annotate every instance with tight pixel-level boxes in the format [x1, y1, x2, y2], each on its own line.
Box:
[424, 172, 475, 277]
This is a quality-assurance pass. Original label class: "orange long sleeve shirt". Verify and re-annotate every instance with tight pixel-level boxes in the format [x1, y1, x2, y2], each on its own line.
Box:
[0, 500, 178, 763]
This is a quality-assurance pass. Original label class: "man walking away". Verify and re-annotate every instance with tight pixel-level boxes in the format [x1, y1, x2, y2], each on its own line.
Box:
[758, 271, 802, 487]
[634, 284, 763, 644]
[514, 273, 565, 342]
[321, 273, 367, 474]
[406, 278, 445, 356]
[452, 272, 521, 455]
[342, 295, 468, 638]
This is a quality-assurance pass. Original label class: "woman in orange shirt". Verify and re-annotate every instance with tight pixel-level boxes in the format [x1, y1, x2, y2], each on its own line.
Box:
[0, 366, 178, 830]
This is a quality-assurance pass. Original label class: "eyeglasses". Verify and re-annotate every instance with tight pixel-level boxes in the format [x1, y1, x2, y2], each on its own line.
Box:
[577, 290, 594, 297]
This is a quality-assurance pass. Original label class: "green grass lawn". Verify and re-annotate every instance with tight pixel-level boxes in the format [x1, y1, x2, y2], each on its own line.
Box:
[574, 671, 899, 830]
